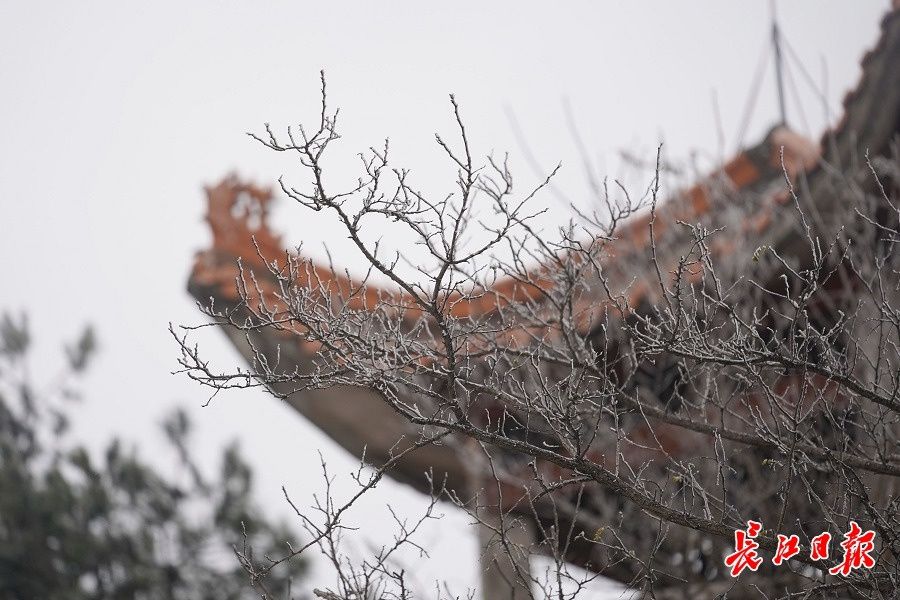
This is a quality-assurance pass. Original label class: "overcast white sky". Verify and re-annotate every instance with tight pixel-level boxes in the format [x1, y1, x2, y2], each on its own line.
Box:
[0, 1, 890, 596]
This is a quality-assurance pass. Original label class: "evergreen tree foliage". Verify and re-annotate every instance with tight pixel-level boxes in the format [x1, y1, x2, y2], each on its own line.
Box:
[0, 312, 306, 599]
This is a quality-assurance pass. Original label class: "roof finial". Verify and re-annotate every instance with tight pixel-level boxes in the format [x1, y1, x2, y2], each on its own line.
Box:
[771, 0, 788, 127]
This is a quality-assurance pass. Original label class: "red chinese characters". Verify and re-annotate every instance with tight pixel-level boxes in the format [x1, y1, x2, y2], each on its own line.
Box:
[724, 520, 763, 577]
[772, 534, 800, 565]
[725, 521, 877, 577]
[810, 532, 831, 560]
[829, 521, 876, 576]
